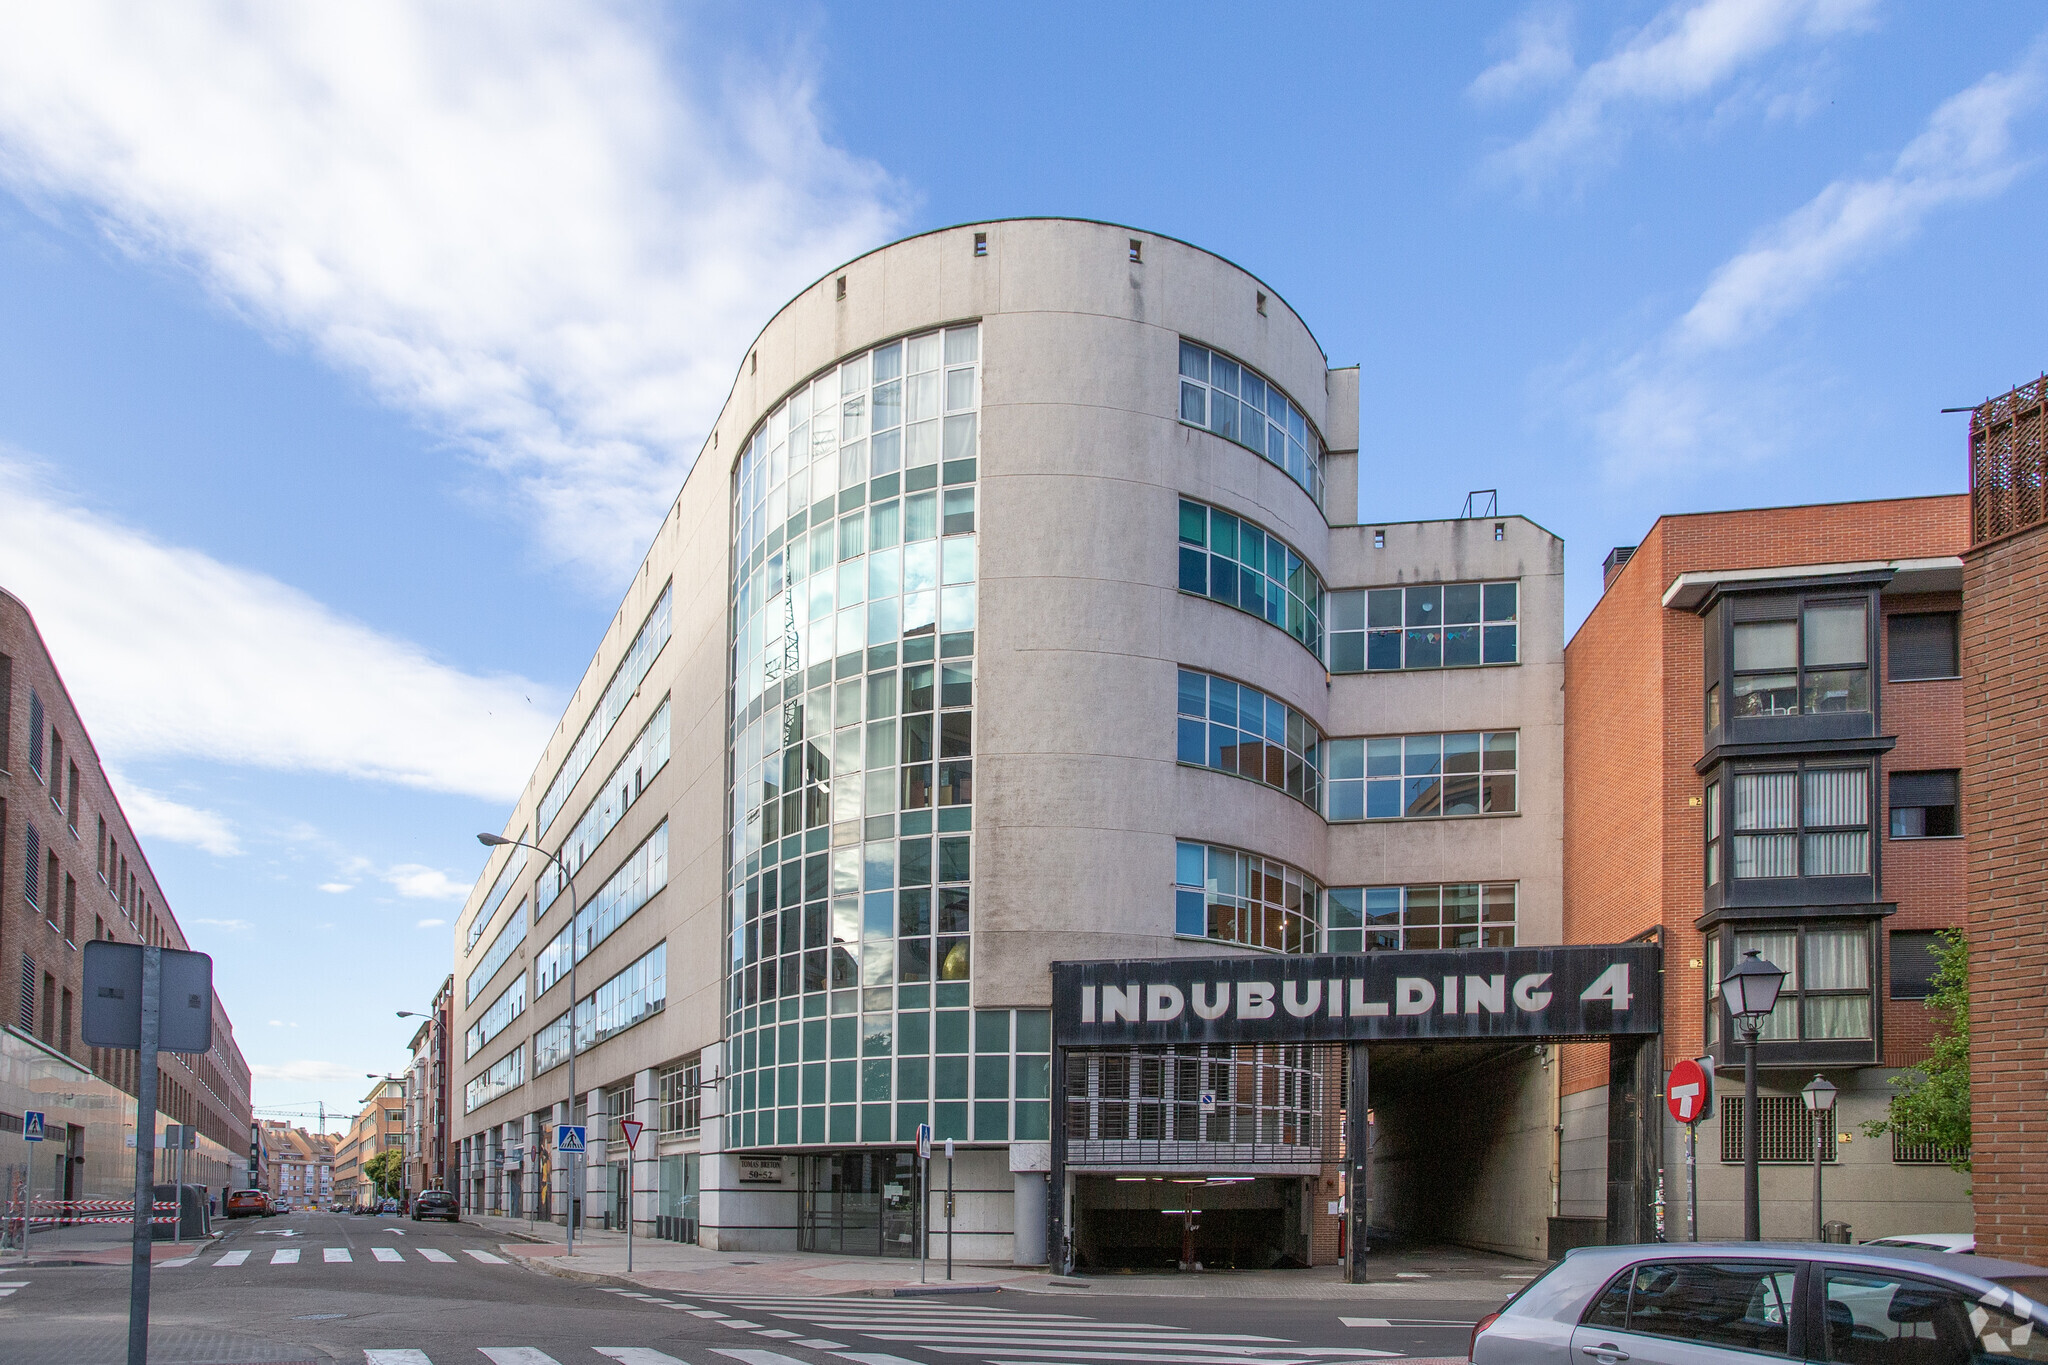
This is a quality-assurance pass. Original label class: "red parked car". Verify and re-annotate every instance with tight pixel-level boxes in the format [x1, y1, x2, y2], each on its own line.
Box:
[224, 1189, 269, 1219]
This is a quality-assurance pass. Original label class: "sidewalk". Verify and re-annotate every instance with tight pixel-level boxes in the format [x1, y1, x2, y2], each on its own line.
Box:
[467, 1212, 1541, 1302]
[2, 1223, 219, 1268]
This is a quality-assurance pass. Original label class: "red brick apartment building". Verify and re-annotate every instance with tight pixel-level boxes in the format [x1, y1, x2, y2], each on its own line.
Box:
[1, 587, 254, 1204]
[1562, 498, 1973, 1242]
[1963, 376, 2048, 1262]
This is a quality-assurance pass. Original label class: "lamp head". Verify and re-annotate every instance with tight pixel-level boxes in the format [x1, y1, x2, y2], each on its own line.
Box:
[1721, 949, 1787, 1023]
[477, 833, 510, 847]
[1802, 1074, 1839, 1113]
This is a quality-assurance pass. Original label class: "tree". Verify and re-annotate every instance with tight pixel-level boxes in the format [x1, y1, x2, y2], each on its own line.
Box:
[363, 1147, 405, 1200]
[1863, 929, 1971, 1172]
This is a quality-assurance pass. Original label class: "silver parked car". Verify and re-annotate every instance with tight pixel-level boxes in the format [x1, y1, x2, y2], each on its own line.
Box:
[1471, 1243, 2048, 1365]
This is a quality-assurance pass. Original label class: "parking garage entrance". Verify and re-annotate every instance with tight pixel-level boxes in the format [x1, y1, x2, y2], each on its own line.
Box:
[1049, 943, 1662, 1280]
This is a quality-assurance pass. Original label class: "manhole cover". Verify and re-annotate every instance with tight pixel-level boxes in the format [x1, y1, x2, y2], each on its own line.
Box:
[292, 1313, 347, 1321]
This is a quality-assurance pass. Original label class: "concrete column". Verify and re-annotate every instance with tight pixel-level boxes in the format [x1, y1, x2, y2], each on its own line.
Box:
[1009, 1142, 1050, 1266]
[550, 1100, 569, 1224]
[586, 1088, 606, 1229]
[633, 1067, 659, 1234]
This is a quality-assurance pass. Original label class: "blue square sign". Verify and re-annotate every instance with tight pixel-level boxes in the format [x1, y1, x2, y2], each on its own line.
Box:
[22, 1110, 45, 1142]
[554, 1124, 586, 1154]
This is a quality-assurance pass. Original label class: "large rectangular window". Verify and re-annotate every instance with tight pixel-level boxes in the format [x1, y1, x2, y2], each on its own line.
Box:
[1175, 669, 1322, 811]
[1327, 582, 1518, 673]
[537, 698, 672, 915]
[1886, 611, 1959, 681]
[465, 906, 527, 1005]
[465, 1045, 525, 1114]
[537, 582, 674, 836]
[1173, 841, 1320, 954]
[1177, 499, 1325, 658]
[1731, 599, 1870, 718]
[1729, 765, 1870, 878]
[1176, 339, 1324, 507]
[1724, 924, 1871, 1040]
[466, 832, 529, 954]
[1326, 731, 1515, 821]
[1325, 882, 1516, 952]
[1888, 929, 1945, 1000]
[466, 975, 526, 1060]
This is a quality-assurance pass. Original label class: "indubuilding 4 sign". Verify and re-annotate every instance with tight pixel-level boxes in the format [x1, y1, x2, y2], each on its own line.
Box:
[1052, 944, 1661, 1046]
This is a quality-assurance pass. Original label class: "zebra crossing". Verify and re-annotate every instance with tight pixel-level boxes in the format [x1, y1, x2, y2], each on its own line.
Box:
[364, 1351, 817, 1364]
[156, 1246, 508, 1269]
[604, 1291, 1408, 1365]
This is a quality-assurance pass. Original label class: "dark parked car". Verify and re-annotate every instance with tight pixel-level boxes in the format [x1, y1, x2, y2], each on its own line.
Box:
[1471, 1242, 2048, 1365]
[411, 1190, 458, 1223]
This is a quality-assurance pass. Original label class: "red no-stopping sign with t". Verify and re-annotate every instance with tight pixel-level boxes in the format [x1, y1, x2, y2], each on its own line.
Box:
[1666, 1058, 1713, 1124]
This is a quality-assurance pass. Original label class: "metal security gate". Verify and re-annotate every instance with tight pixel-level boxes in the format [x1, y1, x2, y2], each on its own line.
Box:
[1049, 943, 1664, 1280]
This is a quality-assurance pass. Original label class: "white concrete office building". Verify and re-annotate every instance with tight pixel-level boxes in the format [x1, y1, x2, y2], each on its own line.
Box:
[451, 219, 1565, 1267]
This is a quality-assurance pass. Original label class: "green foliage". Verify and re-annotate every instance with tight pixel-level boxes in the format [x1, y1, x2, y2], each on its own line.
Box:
[363, 1147, 405, 1199]
[1862, 929, 1971, 1172]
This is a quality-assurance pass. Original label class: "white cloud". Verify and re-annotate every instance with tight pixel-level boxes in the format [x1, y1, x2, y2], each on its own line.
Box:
[191, 917, 253, 931]
[1589, 42, 2047, 477]
[384, 865, 467, 901]
[266, 1019, 299, 1028]
[0, 457, 557, 799]
[317, 882, 354, 894]
[416, 917, 447, 929]
[1483, 0, 1877, 190]
[1679, 50, 2045, 347]
[251, 1059, 363, 1085]
[1470, 6, 1576, 105]
[108, 773, 243, 856]
[0, 2, 905, 584]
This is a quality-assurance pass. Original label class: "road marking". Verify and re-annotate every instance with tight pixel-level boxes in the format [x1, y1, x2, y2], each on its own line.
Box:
[479, 1351, 564, 1365]
[464, 1249, 508, 1263]
[822, 1355, 928, 1365]
[417, 1248, 455, 1262]
[272, 1249, 300, 1265]
[159, 1258, 197, 1268]
[364, 1353, 433, 1365]
[712, 1351, 822, 1365]
[214, 1250, 249, 1267]
[373, 1247, 403, 1262]
[595, 1351, 689, 1364]
[793, 1341, 847, 1350]
[1341, 1319, 1393, 1328]
[325, 1247, 352, 1263]
[0, 1282, 25, 1297]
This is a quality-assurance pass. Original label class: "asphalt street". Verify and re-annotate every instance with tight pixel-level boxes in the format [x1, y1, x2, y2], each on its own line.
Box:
[1, 1210, 1485, 1365]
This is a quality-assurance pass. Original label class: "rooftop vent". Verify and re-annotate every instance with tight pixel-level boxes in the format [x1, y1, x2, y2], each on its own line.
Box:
[1603, 545, 1637, 590]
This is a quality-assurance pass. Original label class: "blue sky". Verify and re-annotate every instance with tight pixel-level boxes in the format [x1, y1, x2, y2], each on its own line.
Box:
[0, 1, 2040, 1127]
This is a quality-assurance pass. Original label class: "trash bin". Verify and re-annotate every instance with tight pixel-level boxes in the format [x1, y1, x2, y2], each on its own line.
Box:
[1822, 1220, 1852, 1244]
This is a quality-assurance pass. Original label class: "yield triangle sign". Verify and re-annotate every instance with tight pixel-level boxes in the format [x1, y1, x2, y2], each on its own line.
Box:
[619, 1119, 644, 1153]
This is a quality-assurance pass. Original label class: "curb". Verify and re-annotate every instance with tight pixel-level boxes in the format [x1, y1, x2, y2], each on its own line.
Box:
[868, 1283, 1003, 1297]
[519, 1256, 629, 1288]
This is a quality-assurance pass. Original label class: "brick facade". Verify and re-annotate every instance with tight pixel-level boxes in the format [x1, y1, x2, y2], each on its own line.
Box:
[0, 587, 254, 1158]
[1962, 521, 2048, 1261]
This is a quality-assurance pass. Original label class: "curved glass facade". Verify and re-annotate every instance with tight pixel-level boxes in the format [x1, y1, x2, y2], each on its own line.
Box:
[1173, 840, 1322, 953]
[1176, 499, 1325, 657]
[1176, 340, 1324, 507]
[1175, 668, 1322, 811]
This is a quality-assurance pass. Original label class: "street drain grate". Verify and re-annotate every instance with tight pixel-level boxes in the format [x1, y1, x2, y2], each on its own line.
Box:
[292, 1313, 348, 1320]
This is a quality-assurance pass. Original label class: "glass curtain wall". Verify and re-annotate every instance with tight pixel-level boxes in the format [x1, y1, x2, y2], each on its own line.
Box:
[724, 325, 1047, 1155]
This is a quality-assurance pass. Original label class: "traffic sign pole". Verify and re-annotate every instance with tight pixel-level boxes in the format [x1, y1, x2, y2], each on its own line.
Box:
[618, 1119, 644, 1274]
[1665, 1058, 1714, 1243]
[915, 1123, 932, 1284]
[128, 944, 161, 1365]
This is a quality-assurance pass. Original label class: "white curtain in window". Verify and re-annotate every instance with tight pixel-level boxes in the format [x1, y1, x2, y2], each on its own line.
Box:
[1804, 995, 1871, 1039]
[1735, 930, 1800, 990]
[1803, 768, 1868, 828]
[1733, 833, 1796, 878]
[1803, 928, 1869, 989]
[1734, 772, 1797, 831]
[1802, 831, 1869, 875]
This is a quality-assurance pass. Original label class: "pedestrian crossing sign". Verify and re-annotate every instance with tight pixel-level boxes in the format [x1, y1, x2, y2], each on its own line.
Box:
[554, 1124, 586, 1154]
[22, 1110, 44, 1142]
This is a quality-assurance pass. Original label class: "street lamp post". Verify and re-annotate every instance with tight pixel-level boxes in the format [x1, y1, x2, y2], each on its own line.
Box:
[1802, 1074, 1838, 1241]
[480, 831, 578, 1256]
[1721, 950, 1788, 1242]
[398, 1008, 443, 1194]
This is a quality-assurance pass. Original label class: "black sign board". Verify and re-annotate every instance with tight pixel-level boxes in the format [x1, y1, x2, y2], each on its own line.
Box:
[1052, 944, 1660, 1047]
[81, 942, 214, 1054]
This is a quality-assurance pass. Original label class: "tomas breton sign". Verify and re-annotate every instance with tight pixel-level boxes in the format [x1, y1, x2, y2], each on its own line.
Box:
[1052, 944, 1661, 1047]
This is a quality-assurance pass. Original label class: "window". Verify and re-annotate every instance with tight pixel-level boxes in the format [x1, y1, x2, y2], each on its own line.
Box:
[659, 1057, 702, 1135]
[1889, 770, 1959, 838]
[465, 1046, 525, 1113]
[466, 975, 526, 1059]
[536, 699, 671, 916]
[1887, 611, 1959, 681]
[1175, 669, 1322, 811]
[1129, 238, 1142, 262]
[27, 688, 43, 776]
[1725, 925, 1871, 1040]
[1327, 582, 1519, 673]
[1175, 340, 1325, 505]
[1326, 883, 1516, 952]
[466, 832, 528, 953]
[1172, 841, 1321, 953]
[1889, 930, 1946, 1000]
[1732, 600, 1870, 718]
[536, 582, 673, 836]
[1177, 498, 1325, 657]
[1705, 683, 1721, 733]
[464, 906, 526, 1005]
[1586, 1260, 1799, 1356]
[64, 762, 78, 829]
[1326, 731, 1516, 821]
[1730, 766, 1870, 878]
[1704, 782, 1722, 886]
[1818, 1269, 2048, 1365]
[972, 232, 986, 257]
